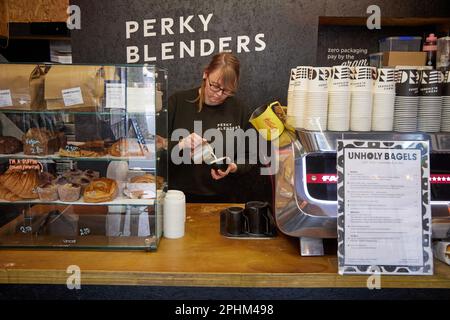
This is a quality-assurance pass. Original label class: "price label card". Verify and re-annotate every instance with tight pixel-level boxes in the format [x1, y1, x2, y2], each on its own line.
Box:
[105, 82, 126, 109]
[62, 87, 84, 107]
[0, 89, 13, 107]
[337, 140, 433, 275]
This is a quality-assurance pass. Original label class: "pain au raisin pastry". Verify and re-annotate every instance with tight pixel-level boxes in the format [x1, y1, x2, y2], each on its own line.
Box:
[109, 138, 147, 157]
[83, 178, 118, 203]
[0, 136, 23, 154]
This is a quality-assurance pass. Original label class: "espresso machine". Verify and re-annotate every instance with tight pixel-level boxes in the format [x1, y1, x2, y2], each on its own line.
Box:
[274, 130, 450, 256]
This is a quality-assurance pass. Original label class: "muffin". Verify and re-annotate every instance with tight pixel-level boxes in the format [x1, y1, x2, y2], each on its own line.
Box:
[63, 169, 83, 181]
[73, 176, 92, 193]
[38, 172, 56, 185]
[57, 183, 81, 202]
[84, 169, 100, 180]
[53, 175, 71, 186]
[37, 183, 59, 201]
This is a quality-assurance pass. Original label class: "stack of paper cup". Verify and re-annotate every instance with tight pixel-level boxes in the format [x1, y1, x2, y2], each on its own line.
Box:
[163, 190, 186, 239]
[327, 65, 351, 131]
[441, 71, 450, 132]
[394, 68, 421, 132]
[304, 67, 330, 131]
[350, 66, 375, 131]
[286, 68, 296, 128]
[291, 66, 311, 128]
[418, 70, 444, 133]
[372, 68, 396, 131]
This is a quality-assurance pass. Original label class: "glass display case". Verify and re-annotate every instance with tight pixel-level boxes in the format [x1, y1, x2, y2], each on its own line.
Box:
[0, 63, 168, 250]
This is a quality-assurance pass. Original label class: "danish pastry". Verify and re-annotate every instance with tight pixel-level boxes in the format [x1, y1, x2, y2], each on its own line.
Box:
[83, 178, 118, 203]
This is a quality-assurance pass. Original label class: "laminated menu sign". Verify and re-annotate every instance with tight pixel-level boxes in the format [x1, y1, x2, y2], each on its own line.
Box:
[337, 140, 433, 275]
[105, 82, 126, 109]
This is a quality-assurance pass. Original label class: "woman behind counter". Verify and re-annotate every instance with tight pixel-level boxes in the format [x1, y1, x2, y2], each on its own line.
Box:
[168, 52, 252, 203]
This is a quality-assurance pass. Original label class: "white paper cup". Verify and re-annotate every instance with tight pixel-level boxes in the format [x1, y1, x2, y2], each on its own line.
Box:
[308, 67, 331, 92]
[330, 66, 351, 92]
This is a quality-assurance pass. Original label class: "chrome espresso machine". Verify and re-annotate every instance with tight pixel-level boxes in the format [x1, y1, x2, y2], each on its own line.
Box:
[274, 130, 450, 256]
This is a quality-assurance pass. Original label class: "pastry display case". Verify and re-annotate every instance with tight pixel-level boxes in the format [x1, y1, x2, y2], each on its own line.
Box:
[0, 63, 168, 251]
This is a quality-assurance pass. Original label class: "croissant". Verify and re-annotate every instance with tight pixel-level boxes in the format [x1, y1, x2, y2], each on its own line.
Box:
[0, 169, 39, 199]
[0, 184, 22, 201]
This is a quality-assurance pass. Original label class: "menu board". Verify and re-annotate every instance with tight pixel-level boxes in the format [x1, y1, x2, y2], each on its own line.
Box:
[337, 140, 433, 275]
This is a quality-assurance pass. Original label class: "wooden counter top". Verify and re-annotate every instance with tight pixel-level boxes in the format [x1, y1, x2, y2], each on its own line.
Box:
[0, 203, 449, 288]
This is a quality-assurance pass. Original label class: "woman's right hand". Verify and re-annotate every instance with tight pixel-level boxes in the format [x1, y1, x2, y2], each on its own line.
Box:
[178, 133, 206, 150]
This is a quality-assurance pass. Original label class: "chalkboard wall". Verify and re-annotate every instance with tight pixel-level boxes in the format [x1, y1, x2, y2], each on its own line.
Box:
[71, 0, 450, 108]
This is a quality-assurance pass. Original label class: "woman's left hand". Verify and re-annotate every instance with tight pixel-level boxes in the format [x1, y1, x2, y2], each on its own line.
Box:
[211, 163, 237, 180]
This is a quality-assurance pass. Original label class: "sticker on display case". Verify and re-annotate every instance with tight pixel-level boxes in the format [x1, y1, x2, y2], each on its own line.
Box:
[0, 89, 13, 107]
[336, 140, 433, 276]
[62, 87, 84, 107]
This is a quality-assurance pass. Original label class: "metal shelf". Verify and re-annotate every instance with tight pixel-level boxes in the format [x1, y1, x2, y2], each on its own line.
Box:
[295, 130, 450, 153]
[0, 194, 156, 206]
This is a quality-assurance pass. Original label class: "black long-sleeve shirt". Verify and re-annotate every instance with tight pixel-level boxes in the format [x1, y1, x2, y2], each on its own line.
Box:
[168, 88, 253, 197]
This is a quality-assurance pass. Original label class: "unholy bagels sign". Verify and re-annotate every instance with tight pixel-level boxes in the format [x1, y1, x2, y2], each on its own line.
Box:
[125, 13, 266, 63]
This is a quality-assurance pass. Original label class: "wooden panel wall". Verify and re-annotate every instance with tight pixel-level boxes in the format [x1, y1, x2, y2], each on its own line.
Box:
[0, 0, 7, 38]
[8, 0, 68, 23]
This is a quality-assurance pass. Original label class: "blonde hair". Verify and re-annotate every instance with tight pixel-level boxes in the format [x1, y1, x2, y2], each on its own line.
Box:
[194, 52, 240, 112]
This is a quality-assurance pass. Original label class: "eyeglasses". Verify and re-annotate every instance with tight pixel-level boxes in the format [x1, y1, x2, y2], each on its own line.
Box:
[207, 77, 235, 97]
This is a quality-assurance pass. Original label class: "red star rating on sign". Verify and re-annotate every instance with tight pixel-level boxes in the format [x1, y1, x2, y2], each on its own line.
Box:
[430, 175, 450, 184]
